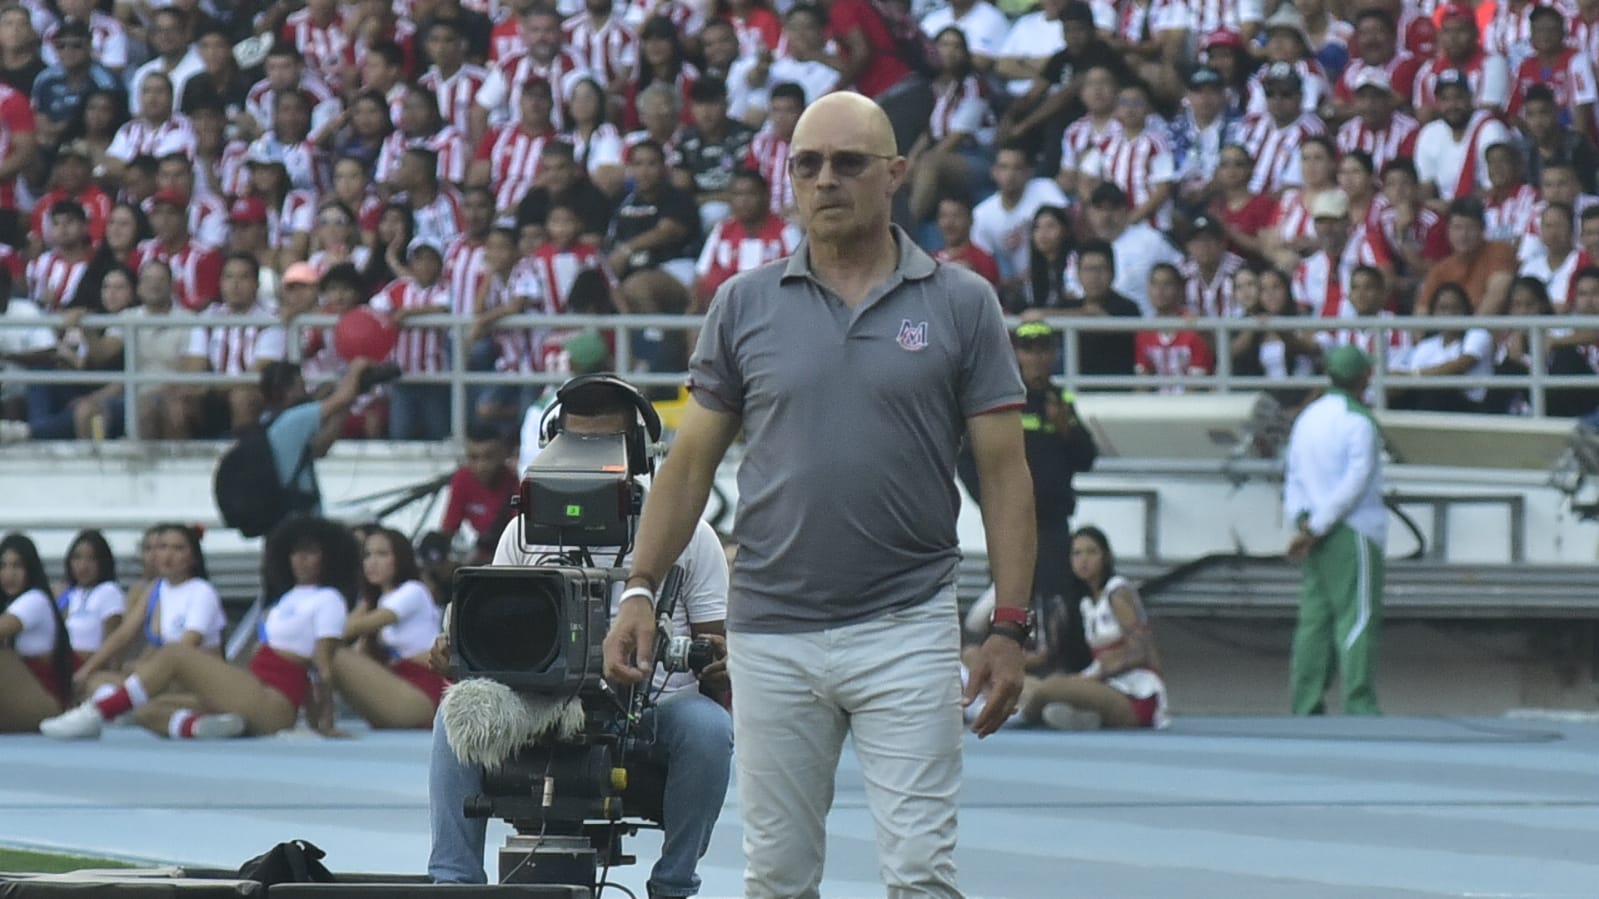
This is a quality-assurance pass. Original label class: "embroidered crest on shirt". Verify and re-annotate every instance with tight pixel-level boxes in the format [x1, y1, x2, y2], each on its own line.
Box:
[896, 319, 929, 351]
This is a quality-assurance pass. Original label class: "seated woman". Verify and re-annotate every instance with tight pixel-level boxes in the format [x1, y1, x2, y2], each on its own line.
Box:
[331, 527, 445, 729]
[1396, 281, 1493, 413]
[1018, 527, 1170, 730]
[42, 518, 359, 740]
[0, 533, 74, 732]
[54, 529, 127, 676]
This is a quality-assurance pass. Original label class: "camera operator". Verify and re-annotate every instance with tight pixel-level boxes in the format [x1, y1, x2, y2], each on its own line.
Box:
[426, 376, 733, 899]
[258, 358, 396, 517]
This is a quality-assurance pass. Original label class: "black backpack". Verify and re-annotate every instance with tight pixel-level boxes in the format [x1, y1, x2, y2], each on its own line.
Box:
[237, 839, 336, 886]
[214, 415, 318, 538]
[870, 0, 939, 79]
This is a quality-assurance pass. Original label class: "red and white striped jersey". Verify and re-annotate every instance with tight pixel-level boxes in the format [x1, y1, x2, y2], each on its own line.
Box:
[929, 74, 995, 143]
[1522, 246, 1591, 308]
[1292, 248, 1355, 318]
[479, 270, 535, 372]
[1570, 13, 1599, 72]
[1485, 0, 1575, 71]
[1335, 112, 1421, 173]
[1412, 50, 1511, 111]
[1134, 329, 1215, 392]
[188, 191, 231, 249]
[353, 18, 417, 76]
[625, 0, 707, 36]
[216, 140, 252, 198]
[41, 12, 128, 69]
[106, 114, 196, 164]
[1398, 7, 1438, 58]
[282, 8, 354, 87]
[1508, 47, 1599, 120]
[489, 17, 524, 63]
[1341, 217, 1394, 280]
[420, 63, 492, 136]
[444, 235, 490, 317]
[1090, 127, 1177, 217]
[1320, 308, 1414, 370]
[269, 190, 319, 251]
[474, 124, 557, 213]
[1178, 254, 1245, 318]
[1484, 183, 1542, 243]
[746, 126, 794, 215]
[694, 213, 802, 296]
[476, 50, 583, 130]
[129, 239, 223, 312]
[30, 187, 112, 246]
[1379, 203, 1443, 255]
[184, 302, 286, 373]
[370, 277, 451, 372]
[375, 126, 469, 186]
[524, 242, 605, 315]
[1243, 59, 1330, 118]
[1185, 0, 1265, 37]
[26, 251, 88, 312]
[1059, 115, 1120, 175]
[1335, 53, 1422, 107]
[562, 13, 638, 87]
[402, 187, 468, 247]
[1519, 194, 1599, 252]
[1114, 0, 1188, 44]
[244, 76, 341, 136]
[1232, 112, 1325, 195]
[536, 326, 618, 373]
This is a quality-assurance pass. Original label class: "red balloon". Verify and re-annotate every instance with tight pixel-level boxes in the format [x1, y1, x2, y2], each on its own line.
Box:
[334, 306, 398, 362]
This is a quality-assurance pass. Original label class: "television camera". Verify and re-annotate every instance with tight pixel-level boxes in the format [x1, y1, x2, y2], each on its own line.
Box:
[441, 375, 709, 894]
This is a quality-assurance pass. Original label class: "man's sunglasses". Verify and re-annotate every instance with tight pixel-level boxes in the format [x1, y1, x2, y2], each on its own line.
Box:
[787, 150, 896, 180]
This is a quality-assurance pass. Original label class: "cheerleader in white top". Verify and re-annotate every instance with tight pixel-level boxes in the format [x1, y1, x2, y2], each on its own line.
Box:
[331, 527, 447, 729]
[1019, 527, 1170, 730]
[55, 530, 128, 671]
[0, 534, 74, 731]
[42, 519, 358, 741]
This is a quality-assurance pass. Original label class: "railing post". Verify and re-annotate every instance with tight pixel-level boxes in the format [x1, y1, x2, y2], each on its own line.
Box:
[123, 315, 142, 441]
[450, 316, 468, 443]
[1529, 317, 1547, 417]
[1213, 317, 1231, 394]
[613, 315, 632, 375]
[1370, 319, 1389, 411]
[1061, 316, 1079, 395]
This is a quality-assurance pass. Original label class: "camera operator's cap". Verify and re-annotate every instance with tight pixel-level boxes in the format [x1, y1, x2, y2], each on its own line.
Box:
[1310, 189, 1350, 220]
[1061, 1, 1097, 26]
[1433, 68, 1472, 96]
[563, 329, 611, 373]
[150, 188, 188, 209]
[228, 195, 268, 224]
[282, 262, 320, 286]
[1190, 214, 1225, 238]
[1013, 320, 1058, 346]
[407, 235, 445, 259]
[1263, 62, 1304, 91]
[1188, 67, 1224, 91]
[1326, 344, 1373, 384]
[1352, 68, 1394, 95]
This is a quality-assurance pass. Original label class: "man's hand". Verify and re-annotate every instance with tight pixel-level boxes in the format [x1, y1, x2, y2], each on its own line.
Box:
[603, 596, 656, 685]
[695, 632, 730, 696]
[427, 633, 450, 676]
[1286, 530, 1316, 563]
[962, 635, 1026, 738]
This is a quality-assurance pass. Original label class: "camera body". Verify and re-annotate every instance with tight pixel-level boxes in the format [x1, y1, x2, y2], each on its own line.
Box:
[661, 635, 717, 675]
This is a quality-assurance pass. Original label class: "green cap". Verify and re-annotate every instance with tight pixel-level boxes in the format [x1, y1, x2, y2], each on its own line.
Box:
[563, 330, 611, 373]
[1013, 321, 1058, 342]
[1326, 345, 1373, 386]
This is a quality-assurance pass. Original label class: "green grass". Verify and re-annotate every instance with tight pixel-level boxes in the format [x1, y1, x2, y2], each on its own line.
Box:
[0, 848, 136, 873]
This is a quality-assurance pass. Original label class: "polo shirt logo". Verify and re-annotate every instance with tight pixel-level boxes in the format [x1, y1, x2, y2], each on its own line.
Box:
[896, 319, 929, 352]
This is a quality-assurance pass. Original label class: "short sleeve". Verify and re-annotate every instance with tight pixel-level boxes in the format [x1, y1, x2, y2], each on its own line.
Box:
[185, 325, 210, 360]
[949, 94, 987, 136]
[956, 272, 1026, 416]
[679, 521, 729, 626]
[89, 583, 127, 621]
[687, 283, 746, 414]
[476, 67, 508, 110]
[254, 325, 288, 363]
[106, 125, 135, 162]
[313, 589, 348, 640]
[588, 129, 624, 169]
[4, 589, 52, 632]
[179, 581, 225, 638]
[1461, 328, 1493, 361]
[380, 580, 431, 622]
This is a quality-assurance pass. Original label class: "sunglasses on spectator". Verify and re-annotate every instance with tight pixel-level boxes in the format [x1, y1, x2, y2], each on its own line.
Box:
[787, 150, 896, 180]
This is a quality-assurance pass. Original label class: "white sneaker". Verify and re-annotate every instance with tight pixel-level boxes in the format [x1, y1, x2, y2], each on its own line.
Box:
[188, 713, 246, 739]
[40, 703, 105, 740]
[1040, 703, 1102, 731]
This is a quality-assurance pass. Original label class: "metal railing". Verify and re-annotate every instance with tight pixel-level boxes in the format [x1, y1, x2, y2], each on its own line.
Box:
[3, 311, 1596, 440]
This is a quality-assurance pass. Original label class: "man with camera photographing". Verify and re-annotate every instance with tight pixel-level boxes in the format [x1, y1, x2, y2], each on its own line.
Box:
[426, 376, 733, 899]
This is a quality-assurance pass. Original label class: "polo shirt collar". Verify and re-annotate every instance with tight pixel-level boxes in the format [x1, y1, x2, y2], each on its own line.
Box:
[782, 225, 938, 283]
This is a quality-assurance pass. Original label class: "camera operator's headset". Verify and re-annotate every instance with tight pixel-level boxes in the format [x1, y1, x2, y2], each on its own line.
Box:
[538, 373, 664, 478]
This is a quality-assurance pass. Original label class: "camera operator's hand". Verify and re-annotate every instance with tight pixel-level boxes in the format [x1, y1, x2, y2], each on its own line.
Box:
[696, 633, 730, 696]
[604, 596, 656, 685]
[427, 634, 450, 677]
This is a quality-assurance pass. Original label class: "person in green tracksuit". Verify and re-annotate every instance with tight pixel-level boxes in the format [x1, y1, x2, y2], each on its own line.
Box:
[1283, 345, 1386, 715]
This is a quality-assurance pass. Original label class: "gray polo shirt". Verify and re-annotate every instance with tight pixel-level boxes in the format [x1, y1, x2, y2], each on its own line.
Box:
[690, 226, 1025, 634]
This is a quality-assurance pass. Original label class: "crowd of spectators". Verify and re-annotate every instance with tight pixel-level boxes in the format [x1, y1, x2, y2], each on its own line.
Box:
[2, 0, 1599, 445]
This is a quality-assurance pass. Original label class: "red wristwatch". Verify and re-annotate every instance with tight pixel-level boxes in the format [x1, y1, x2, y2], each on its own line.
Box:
[990, 606, 1035, 645]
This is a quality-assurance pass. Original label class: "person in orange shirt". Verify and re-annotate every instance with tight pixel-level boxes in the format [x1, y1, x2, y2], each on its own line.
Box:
[1416, 196, 1518, 314]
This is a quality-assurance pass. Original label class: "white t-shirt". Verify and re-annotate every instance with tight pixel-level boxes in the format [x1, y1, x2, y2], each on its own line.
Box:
[1413, 114, 1511, 201]
[491, 517, 729, 698]
[378, 579, 442, 659]
[920, 0, 1011, 59]
[971, 178, 1070, 281]
[1111, 224, 1185, 316]
[727, 56, 841, 120]
[148, 577, 226, 648]
[58, 582, 126, 653]
[4, 588, 60, 656]
[1409, 328, 1494, 403]
[995, 10, 1066, 96]
[263, 585, 349, 658]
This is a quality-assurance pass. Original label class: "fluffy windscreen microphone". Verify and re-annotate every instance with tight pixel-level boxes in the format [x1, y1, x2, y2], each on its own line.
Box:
[441, 678, 586, 770]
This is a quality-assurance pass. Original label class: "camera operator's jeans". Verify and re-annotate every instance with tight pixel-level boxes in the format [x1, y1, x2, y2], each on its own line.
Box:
[727, 587, 964, 899]
[428, 688, 733, 896]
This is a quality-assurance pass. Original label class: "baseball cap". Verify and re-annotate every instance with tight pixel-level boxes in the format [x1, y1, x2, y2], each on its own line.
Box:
[150, 188, 188, 208]
[407, 236, 445, 259]
[1326, 345, 1373, 386]
[1440, 3, 1475, 26]
[228, 195, 268, 224]
[1188, 67, 1224, 91]
[282, 262, 320, 286]
[1352, 68, 1393, 94]
[1013, 320, 1058, 345]
[1190, 214, 1224, 238]
[563, 330, 612, 373]
[1201, 30, 1244, 51]
[1310, 190, 1350, 220]
[1263, 62, 1304, 91]
[1434, 68, 1471, 95]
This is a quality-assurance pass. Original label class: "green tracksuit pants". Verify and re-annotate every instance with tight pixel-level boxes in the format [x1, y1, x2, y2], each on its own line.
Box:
[1290, 524, 1384, 715]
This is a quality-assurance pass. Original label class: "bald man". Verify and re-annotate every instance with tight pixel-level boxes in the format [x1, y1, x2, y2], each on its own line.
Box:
[604, 92, 1037, 898]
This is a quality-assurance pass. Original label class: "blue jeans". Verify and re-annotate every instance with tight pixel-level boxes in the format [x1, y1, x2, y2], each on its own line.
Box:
[388, 383, 451, 440]
[428, 689, 733, 896]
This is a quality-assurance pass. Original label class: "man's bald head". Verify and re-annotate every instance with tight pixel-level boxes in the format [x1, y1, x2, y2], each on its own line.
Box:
[792, 91, 900, 157]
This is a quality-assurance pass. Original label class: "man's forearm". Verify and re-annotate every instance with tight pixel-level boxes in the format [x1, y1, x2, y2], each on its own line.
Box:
[978, 467, 1037, 611]
[627, 441, 720, 590]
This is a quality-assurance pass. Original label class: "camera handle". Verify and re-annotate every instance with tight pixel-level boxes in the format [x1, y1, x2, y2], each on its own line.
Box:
[649, 565, 686, 682]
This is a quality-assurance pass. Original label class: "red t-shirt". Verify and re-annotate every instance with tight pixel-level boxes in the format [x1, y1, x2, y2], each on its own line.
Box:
[0, 84, 37, 209]
[933, 244, 1001, 286]
[1211, 194, 1276, 261]
[442, 465, 518, 537]
[828, 0, 912, 98]
[32, 186, 113, 246]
